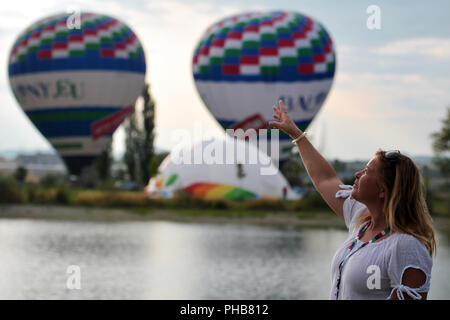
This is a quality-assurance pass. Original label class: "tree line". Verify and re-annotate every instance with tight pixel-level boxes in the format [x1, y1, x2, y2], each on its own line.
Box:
[12, 96, 450, 195]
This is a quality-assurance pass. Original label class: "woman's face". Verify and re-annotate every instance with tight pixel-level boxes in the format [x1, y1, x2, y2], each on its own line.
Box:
[351, 156, 383, 203]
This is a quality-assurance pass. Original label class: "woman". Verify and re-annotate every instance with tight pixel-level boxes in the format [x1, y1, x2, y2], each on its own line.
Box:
[269, 100, 436, 300]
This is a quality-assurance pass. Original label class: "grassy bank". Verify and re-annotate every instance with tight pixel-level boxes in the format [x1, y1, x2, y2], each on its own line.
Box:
[0, 176, 333, 212]
[0, 203, 350, 231]
[0, 176, 448, 218]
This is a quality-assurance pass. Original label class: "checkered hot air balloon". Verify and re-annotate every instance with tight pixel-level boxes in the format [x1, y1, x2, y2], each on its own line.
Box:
[8, 12, 146, 175]
[192, 11, 336, 163]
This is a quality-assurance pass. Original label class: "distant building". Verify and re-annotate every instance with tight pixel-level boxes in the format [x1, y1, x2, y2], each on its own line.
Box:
[0, 157, 18, 174]
[0, 152, 66, 180]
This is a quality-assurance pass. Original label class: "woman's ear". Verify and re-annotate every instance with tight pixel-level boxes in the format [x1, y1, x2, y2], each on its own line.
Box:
[379, 188, 385, 199]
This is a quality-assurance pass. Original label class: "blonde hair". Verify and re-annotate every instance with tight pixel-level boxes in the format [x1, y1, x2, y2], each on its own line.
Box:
[358, 149, 436, 256]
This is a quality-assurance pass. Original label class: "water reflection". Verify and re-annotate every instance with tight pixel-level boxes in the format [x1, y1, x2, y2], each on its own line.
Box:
[0, 219, 448, 299]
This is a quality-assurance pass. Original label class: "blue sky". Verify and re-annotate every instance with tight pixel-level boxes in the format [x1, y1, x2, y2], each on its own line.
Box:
[1, 0, 449, 161]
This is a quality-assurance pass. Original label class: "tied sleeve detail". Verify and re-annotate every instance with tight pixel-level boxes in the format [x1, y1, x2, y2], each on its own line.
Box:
[388, 284, 423, 300]
[386, 234, 432, 299]
[335, 184, 353, 199]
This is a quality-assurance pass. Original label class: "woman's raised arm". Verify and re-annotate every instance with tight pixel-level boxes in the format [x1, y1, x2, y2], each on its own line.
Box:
[269, 100, 346, 220]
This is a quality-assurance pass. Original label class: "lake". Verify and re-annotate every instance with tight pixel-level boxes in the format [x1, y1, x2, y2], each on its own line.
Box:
[0, 218, 448, 299]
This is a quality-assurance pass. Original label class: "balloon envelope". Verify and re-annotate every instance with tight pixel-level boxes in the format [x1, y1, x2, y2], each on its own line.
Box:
[145, 137, 296, 200]
[192, 11, 335, 162]
[8, 12, 146, 175]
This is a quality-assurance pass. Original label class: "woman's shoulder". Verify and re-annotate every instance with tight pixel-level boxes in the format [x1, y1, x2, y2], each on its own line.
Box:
[385, 232, 431, 261]
[384, 232, 433, 285]
[388, 232, 424, 246]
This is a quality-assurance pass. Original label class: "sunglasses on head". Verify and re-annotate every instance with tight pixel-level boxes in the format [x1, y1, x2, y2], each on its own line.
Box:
[383, 150, 405, 161]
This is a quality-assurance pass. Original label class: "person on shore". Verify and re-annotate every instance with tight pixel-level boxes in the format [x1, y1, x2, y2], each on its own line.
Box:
[269, 100, 436, 300]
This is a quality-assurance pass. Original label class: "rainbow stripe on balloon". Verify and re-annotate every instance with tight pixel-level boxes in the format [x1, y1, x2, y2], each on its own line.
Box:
[183, 183, 258, 200]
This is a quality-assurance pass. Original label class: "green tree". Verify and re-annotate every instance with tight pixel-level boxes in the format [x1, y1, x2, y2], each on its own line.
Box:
[124, 106, 139, 182]
[155, 151, 170, 166]
[280, 154, 306, 188]
[0, 176, 22, 203]
[141, 84, 156, 183]
[422, 164, 433, 214]
[95, 143, 112, 182]
[14, 165, 28, 184]
[40, 173, 59, 188]
[147, 156, 159, 181]
[431, 107, 450, 187]
[124, 84, 156, 185]
[331, 159, 346, 173]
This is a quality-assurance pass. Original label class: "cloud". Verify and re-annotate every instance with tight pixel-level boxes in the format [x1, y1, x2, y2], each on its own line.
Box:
[337, 72, 423, 85]
[1, 1, 449, 161]
[332, 71, 449, 120]
[312, 70, 449, 160]
[374, 37, 450, 60]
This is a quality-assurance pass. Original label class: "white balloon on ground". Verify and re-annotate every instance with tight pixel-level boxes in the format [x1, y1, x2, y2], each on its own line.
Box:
[145, 137, 298, 200]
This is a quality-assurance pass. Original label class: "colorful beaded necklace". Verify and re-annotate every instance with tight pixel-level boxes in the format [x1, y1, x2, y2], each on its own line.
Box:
[334, 221, 391, 299]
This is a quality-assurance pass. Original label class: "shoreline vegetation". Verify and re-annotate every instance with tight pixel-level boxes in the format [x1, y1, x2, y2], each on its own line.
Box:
[0, 177, 448, 230]
[0, 204, 348, 229]
[0, 183, 346, 228]
[0, 193, 449, 232]
[1, 204, 450, 231]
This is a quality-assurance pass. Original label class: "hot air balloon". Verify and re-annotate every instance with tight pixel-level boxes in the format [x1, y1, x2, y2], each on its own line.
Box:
[145, 137, 296, 200]
[192, 11, 335, 163]
[8, 12, 146, 175]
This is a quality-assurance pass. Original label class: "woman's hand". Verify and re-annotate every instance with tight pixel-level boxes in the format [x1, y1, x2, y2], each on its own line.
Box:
[269, 100, 302, 139]
[268, 100, 303, 139]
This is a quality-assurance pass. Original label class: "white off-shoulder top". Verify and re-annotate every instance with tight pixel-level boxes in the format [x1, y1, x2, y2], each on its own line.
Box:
[330, 186, 433, 300]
